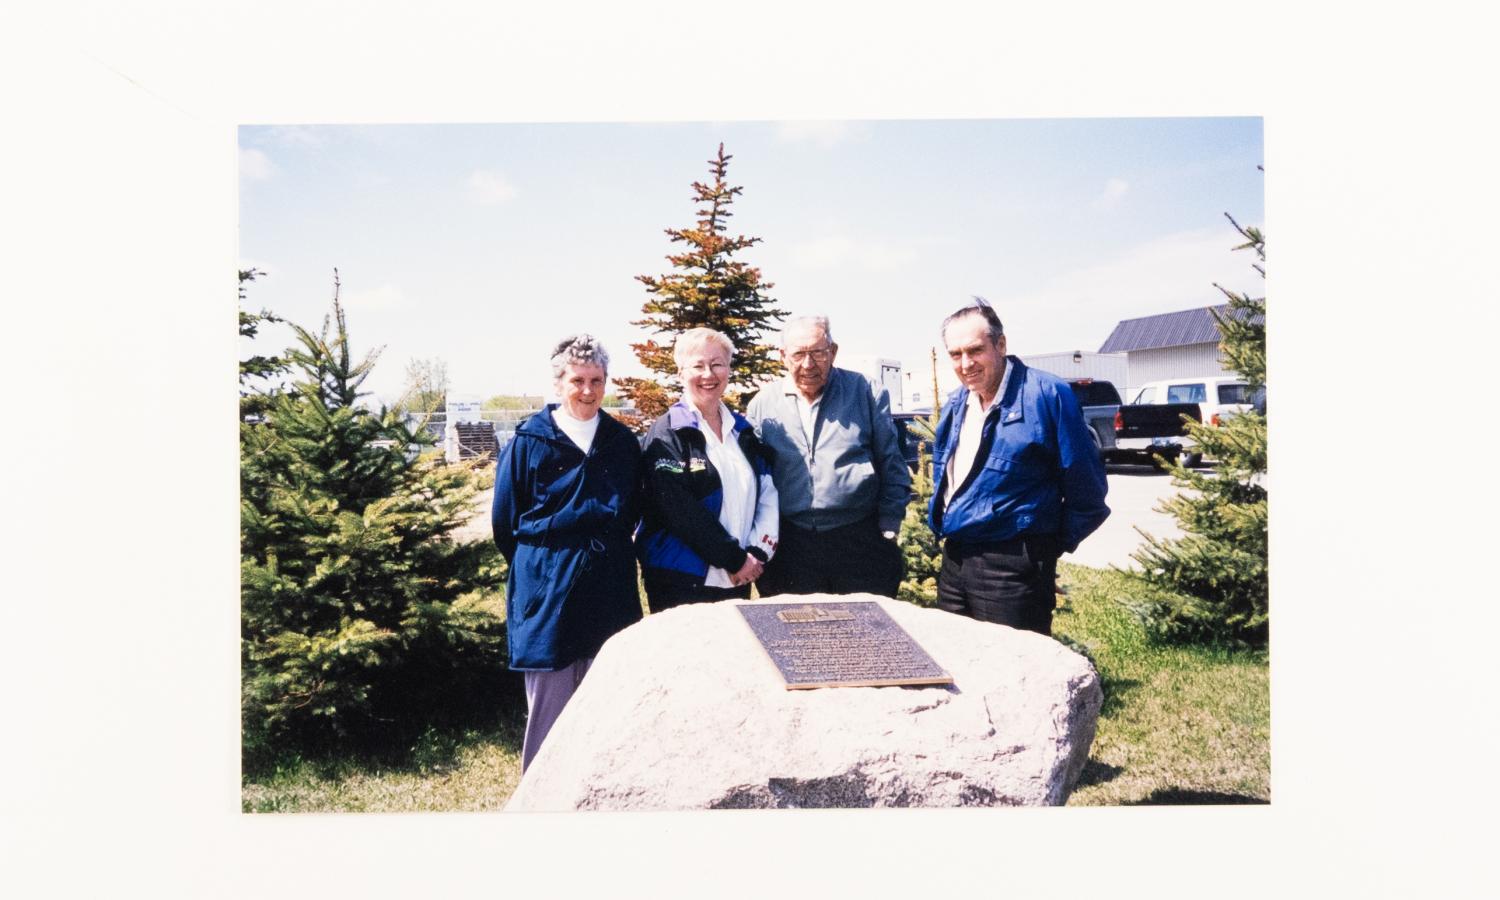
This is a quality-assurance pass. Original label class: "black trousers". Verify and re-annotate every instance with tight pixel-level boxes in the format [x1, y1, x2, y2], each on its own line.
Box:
[758, 515, 904, 598]
[937, 533, 1060, 635]
[643, 568, 751, 613]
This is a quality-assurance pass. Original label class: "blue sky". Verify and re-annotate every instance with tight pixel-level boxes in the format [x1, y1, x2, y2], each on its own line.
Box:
[239, 117, 1262, 405]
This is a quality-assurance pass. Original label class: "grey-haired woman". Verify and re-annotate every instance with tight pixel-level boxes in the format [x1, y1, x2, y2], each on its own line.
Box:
[491, 334, 643, 770]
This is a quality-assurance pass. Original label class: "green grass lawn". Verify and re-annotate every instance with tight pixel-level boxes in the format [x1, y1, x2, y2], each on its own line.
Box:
[1054, 562, 1269, 805]
[241, 563, 1268, 811]
[241, 711, 528, 813]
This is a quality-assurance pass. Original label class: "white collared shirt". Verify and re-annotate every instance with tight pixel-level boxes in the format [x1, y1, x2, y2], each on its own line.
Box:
[697, 402, 757, 588]
[784, 376, 822, 447]
[944, 361, 1012, 508]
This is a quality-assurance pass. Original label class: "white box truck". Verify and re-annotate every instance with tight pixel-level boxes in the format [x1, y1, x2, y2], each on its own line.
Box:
[837, 355, 903, 411]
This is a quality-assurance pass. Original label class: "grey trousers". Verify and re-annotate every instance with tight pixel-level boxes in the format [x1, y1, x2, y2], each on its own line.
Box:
[521, 657, 593, 771]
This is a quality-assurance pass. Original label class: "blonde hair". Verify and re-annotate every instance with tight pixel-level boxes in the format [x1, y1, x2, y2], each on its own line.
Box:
[672, 327, 735, 370]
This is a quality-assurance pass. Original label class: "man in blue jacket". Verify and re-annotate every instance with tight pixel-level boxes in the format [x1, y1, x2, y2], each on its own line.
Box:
[929, 299, 1109, 635]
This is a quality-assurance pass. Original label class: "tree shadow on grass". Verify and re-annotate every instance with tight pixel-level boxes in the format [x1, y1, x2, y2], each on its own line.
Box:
[1075, 759, 1124, 789]
[1052, 634, 1140, 718]
[1127, 789, 1269, 805]
[1097, 676, 1141, 718]
[399, 704, 527, 775]
[244, 670, 528, 780]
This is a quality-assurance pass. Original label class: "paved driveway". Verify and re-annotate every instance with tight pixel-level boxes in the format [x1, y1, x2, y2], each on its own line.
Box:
[1064, 463, 1188, 570]
[461, 461, 1194, 572]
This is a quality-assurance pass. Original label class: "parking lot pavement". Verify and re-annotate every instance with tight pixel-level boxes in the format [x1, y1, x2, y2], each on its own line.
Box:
[1063, 463, 1188, 570]
[460, 461, 1193, 572]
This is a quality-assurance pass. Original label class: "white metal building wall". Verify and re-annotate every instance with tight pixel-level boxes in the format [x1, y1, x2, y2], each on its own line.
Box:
[1123, 343, 1227, 396]
[1020, 351, 1129, 387]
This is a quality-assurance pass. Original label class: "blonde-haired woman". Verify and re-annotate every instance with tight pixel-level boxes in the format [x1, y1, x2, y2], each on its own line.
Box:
[636, 327, 779, 610]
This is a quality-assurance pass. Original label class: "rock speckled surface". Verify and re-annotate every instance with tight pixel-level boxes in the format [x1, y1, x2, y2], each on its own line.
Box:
[506, 594, 1101, 810]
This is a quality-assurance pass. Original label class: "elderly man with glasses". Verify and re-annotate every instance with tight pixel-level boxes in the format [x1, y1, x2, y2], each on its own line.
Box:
[746, 315, 911, 598]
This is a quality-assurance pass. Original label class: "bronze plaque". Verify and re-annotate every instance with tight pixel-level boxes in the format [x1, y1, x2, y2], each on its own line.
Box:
[737, 601, 953, 690]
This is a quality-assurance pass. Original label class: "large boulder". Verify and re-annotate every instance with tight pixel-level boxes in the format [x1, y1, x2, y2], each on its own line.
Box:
[506, 595, 1101, 810]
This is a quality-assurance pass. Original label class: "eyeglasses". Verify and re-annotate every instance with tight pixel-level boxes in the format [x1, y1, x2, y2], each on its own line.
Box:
[787, 346, 832, 364]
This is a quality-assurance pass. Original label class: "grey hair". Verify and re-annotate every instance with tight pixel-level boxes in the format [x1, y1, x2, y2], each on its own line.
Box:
[673, 327, 735, 370]
[550, 333, 610, 380]
[941, 296, 1004, 344]
[781, 315, 833, 347]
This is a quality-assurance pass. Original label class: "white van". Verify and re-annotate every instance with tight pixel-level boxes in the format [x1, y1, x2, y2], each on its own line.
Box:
[1128, 376, 1253, 466]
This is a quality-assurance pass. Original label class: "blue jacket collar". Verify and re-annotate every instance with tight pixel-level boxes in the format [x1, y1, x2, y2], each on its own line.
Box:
[517, 404, 619, 443]
[947, 356, 1028, 428]
[515, 405, 562, 440]
[996, 356, 1027, 425]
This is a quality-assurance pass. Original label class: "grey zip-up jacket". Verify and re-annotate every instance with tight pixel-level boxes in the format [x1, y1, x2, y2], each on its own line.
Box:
[746, 367, 911, 535]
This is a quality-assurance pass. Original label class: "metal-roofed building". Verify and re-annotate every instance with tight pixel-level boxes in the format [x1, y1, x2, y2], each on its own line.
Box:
[1098, 304, 1253, 395]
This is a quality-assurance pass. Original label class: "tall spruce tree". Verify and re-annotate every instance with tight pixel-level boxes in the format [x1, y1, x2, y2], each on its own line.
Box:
[1129, 211, 1268, 646]
[616, 143, 786, 423]
[240, 271, 507, 761]
[239, 268, 287, 422]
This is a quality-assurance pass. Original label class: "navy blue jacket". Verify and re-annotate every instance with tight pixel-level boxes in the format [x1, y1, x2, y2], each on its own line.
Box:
[636, 401, 779, 583]
[928, 357, 1109, 554]
[491, 407, 643, 671]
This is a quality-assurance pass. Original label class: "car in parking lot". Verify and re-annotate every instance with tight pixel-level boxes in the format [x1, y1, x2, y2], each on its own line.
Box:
[1063, 378, 1121, 459]
[1128, 376, 1252, 466]
[1110, 399, 1201, 467]
[892, 410, 933, 472]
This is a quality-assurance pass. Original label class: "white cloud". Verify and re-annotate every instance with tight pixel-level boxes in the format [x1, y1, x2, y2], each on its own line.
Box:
[774, 120, 872, 149]
[467, 169, 517, 204]
[340, 283, 405, 311]
[239, 148, 276, 181]
[995, 228, 1260, 355]
[267, 125, 328, 149]
[789, 234, 921, 271]
[1094, 177, 1129, 210]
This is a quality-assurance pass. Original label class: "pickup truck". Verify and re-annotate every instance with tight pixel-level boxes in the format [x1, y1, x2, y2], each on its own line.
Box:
[1129, 376, 1252, 466]
[1062, 379, 1120, 459]
[897, 381, 1121, 468]
[1061, 378, 1195, 467]
[1109, 400, 1202, 467]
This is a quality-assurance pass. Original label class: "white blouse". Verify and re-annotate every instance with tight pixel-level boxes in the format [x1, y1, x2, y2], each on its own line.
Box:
[698, 403, 761, 589]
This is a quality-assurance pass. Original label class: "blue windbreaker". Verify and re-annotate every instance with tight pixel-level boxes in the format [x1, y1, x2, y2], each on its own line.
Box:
[928, 358, 1109, 553]
[491, 406, 643, 671]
